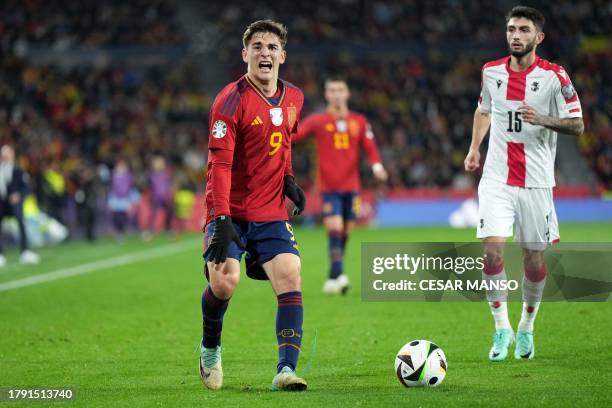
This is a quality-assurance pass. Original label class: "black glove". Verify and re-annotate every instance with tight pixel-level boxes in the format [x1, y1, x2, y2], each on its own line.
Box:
[283, 175, 306, 215]
[204, 216, 245, 264]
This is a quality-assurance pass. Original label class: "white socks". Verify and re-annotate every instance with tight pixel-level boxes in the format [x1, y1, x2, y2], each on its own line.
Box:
[518, 276, 546, 332]
[483, 267, 511, 330]
[488, 301, 512, 330]
[484, 269, 546, 332]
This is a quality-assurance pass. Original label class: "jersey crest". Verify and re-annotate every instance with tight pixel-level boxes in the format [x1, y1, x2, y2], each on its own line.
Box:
[287, 106, 297, 128]
[270, 107, 283, 126]
[349, 119, 360, 137]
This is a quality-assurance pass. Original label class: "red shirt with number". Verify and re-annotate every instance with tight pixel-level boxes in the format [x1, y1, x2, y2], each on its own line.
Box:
[205, 74, 304, 224]
[293, 111, 382, 192]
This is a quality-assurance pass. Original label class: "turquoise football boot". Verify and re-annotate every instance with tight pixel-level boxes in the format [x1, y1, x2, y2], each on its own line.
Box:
[489, 329, 514, 362]
[515, 330, 535, 360]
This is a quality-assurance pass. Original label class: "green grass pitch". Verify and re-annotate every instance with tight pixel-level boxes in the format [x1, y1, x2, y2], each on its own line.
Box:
[0, 224, 611, 407]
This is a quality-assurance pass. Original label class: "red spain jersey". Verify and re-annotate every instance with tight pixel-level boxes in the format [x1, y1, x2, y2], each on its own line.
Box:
[205, 75, 304, 224]
[293, 111, 382, 192]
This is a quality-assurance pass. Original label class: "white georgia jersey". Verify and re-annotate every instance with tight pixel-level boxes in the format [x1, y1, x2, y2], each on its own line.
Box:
[478, 56, 582, 188]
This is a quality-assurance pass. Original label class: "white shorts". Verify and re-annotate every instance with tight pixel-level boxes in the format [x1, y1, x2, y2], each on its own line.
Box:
[477, 178, 560, 251]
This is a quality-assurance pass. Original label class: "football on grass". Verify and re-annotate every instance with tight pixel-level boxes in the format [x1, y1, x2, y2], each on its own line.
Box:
[395, 340, 447, 387]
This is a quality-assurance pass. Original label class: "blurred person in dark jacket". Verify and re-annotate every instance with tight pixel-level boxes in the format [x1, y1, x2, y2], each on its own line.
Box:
[73, 164, 99, 241]
[0, 145, 40, 266]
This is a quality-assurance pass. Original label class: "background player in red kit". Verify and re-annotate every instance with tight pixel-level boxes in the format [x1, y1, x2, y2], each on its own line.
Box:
[200, 20, 307, 391]
[293, 77, 387, 294]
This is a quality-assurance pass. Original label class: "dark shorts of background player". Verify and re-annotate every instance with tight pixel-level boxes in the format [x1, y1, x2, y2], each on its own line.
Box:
[322, 192, 360, 220]
[203, 219, 300, 280]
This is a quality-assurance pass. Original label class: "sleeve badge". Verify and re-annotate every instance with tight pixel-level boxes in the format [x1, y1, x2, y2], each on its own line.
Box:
[211, 120, 227, 139]
[561, 84, 575, 100]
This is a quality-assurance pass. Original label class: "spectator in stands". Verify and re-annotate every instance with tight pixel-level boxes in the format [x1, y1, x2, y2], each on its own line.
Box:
[108, 159, 134, 238]
[41, 160, 66, 224]
[73, 163, 100, 241]
[0, 145, 40, 266]
[142, 156, 174, 240]
[173, 180, 196, 238]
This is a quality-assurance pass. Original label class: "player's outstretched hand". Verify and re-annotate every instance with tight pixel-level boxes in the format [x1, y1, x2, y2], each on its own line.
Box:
[204, 216, 245, 264]
[464, 149, 480, 172]
[283, 175, 306, 216]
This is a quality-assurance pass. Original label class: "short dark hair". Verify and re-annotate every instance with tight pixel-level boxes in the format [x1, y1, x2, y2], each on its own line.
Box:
[242, 20, 288, 48]
[506, 6, 545, 31]
[324, 75, 348, 86]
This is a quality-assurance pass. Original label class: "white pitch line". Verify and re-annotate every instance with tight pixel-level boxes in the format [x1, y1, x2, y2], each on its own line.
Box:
[0, 238, 200, 293]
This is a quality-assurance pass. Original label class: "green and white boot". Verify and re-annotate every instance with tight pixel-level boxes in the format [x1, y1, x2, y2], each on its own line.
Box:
[199, 345, 223, 389]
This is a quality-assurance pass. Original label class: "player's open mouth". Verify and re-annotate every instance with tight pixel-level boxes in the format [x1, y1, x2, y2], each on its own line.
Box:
[258, 61, 273, 73]
[511, 42, 522, 48]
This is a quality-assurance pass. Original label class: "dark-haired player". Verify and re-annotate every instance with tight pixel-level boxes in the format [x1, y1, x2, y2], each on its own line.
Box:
[293, 77, 387, 294]
[200, 20, 307, 391]
[464, 6, 583, 361]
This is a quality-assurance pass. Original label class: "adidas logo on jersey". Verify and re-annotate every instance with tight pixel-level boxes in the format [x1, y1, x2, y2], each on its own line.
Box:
[251, 116, 263, 126]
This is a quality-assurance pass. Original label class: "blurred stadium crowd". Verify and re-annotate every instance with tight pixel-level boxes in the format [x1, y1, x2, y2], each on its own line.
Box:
[205, 0, 608, 44]
[0, 0, 610, 239]
[1, 0, 185, 49]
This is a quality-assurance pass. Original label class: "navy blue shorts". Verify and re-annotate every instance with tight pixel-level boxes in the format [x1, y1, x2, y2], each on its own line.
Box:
[322, 192, 361, 220]
[203, 219, 300, 280]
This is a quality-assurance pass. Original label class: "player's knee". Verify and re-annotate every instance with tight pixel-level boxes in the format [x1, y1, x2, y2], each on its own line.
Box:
[210, 271, 240, 299]
[277, 262, 302, 290]
[210, 278, 237, 299]
[523, 250, 546, 281]
[324, 216, 343, 232]
[483, 244, 504, 269]
[523, 249, 544, 267]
